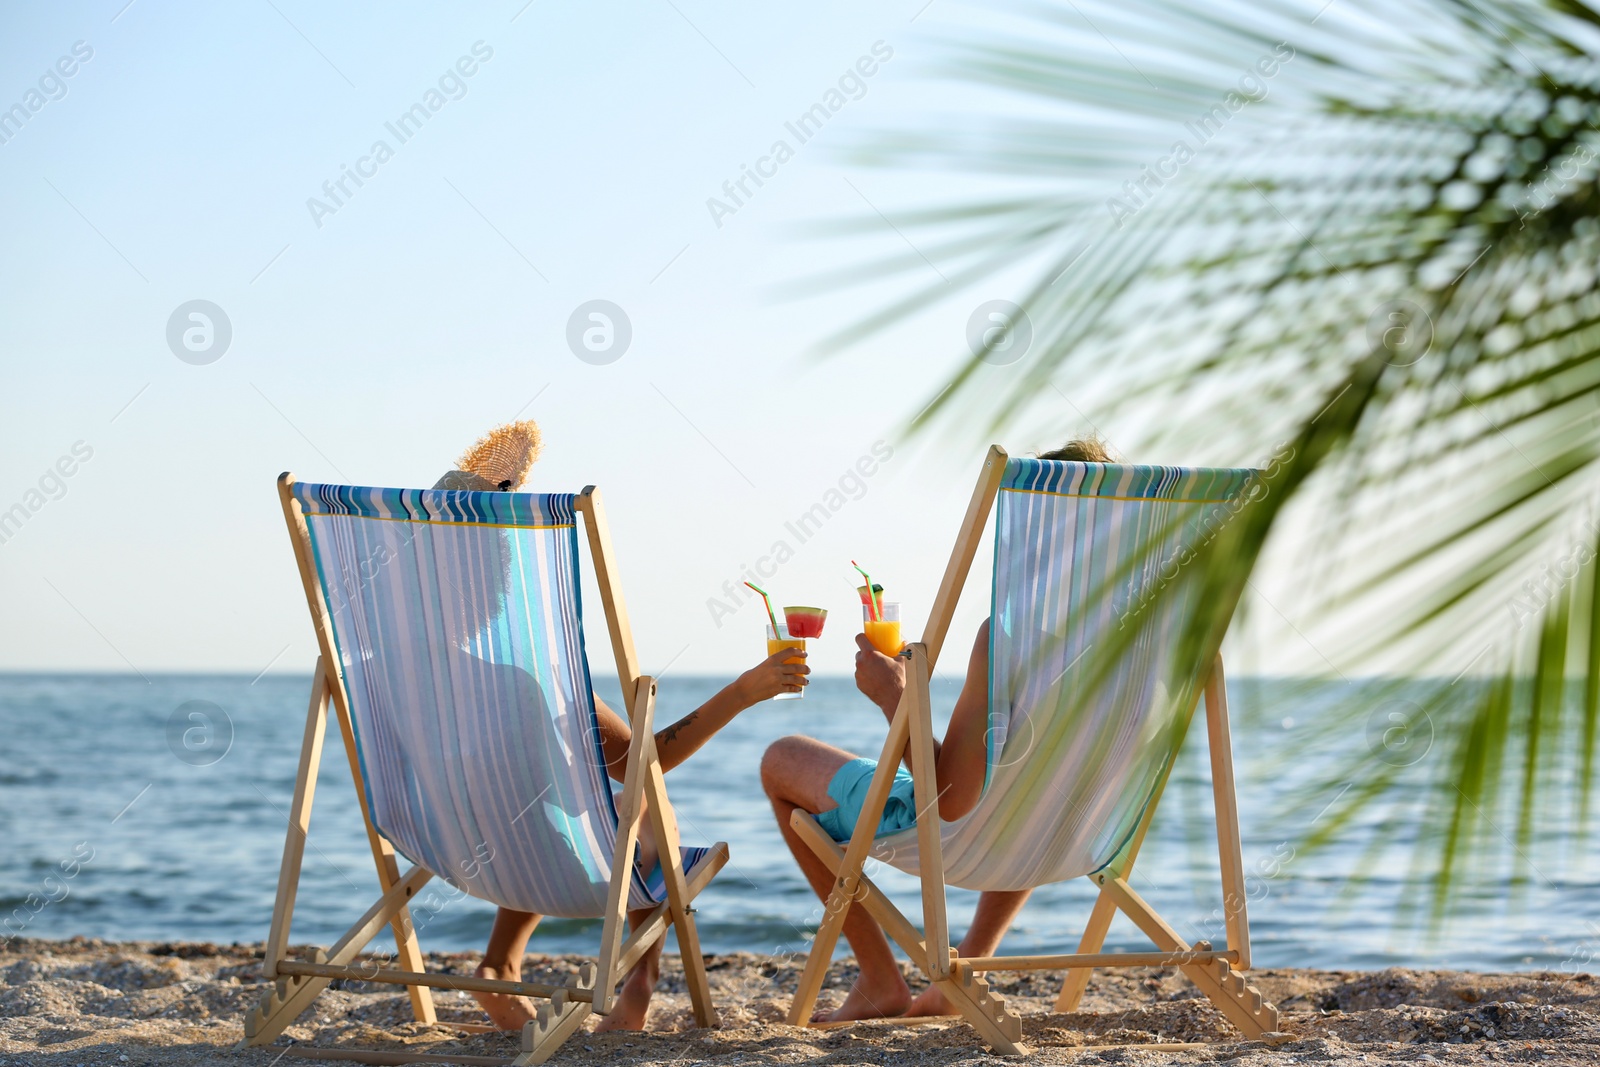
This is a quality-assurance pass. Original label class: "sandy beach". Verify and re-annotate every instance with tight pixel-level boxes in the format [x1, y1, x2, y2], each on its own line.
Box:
[0, 938, 1594, 1065]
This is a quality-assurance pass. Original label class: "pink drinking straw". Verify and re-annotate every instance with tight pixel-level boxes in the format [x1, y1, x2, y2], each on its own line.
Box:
[744, 581, 781, 638]
[851, 561, 879, 621]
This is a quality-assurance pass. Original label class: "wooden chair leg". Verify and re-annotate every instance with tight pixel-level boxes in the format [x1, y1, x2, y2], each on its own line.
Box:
[323, 687, 434, 1024]
[642, 737, 717, 1028]
[790, 810, 928, 967]
[514, 963, 597, 1066]
[350, 803, 433, 1020]
[1053, 883, 1117, 1011]
[935, 971, 1027, 1055]
[790, 812, 1026, 1055]
[904, 644, 951, 980]
[785, 863, 854, 1025]
[786, 698, 915, 1026]
[594, 678, 656, 1015]
[1101, 875, 1280, 1038]
[262, 661, 331, 982]
[1204, 655, 1252, 969]
[242, 866, 434, 1046]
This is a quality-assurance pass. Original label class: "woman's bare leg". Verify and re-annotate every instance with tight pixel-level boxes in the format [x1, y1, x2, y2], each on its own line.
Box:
[477, 793, 680, 1034]
[591, 906, 662, 1032]
[594, 792, 673, 1032]
[761, 735, 912, 1022]
[905, 889, 1031, 1016]
[475, 908, 543, 1030]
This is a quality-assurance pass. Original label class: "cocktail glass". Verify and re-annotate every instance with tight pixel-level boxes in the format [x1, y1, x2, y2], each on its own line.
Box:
[767, 622, 806, 700]
[862, 601, 903, 657]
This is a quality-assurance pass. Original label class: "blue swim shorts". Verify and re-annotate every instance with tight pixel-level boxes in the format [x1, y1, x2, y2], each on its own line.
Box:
[814, 757, 919, 842]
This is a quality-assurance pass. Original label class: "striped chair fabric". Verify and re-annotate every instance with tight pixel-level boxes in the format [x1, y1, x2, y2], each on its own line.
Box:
[871, 458, 1258, 890]
[292, 482, 710, 918]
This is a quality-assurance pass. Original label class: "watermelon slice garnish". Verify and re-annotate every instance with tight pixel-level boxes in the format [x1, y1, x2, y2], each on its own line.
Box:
[784, 606, 828, 638]
[856, 584, 885, 607]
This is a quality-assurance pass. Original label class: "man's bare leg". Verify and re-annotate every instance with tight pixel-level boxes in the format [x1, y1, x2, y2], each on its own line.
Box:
[762, 735, 912, 1023]
[905, 889, 1031, 1016]
[475, 908, 542, 1030]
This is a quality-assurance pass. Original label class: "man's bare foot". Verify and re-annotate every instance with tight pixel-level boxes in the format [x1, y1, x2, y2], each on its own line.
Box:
[812, 975, 912, 1023]
[472, 961, 536, 1031]
[592, 967, 655, 1032]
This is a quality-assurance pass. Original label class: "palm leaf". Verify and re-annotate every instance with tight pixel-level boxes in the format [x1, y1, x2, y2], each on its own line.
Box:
[819, 0, 1600, 916]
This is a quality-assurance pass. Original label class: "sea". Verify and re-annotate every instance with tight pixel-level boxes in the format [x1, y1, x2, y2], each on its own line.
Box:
[1, 673, 1593, 973]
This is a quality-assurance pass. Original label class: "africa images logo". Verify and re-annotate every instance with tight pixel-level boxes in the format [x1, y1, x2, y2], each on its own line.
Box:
[0, 40, 94, 148]
[705, 41, 894, 229]
[305, 41, 494, 229]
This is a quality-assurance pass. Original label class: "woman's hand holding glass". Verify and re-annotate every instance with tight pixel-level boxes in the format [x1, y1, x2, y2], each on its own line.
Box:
[737, 644, 810, 703]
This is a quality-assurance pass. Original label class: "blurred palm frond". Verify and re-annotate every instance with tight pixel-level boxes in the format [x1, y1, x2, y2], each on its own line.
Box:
[827, 0, 1600, 914]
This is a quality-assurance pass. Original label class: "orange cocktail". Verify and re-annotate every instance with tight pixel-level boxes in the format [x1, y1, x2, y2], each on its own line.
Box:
[862, 600, 903, 657]
[766, 623, 806, 700]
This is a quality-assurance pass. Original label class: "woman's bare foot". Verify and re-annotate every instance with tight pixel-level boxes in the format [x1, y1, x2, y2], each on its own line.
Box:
[904, 983, 956, 1017]
[812, 973, 912, 1023]
[592, 966, 656, 1032]
[472, 961, 536, 1031]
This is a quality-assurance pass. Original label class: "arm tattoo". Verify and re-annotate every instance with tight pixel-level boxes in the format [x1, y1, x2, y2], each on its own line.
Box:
[657, 710, 700, 749]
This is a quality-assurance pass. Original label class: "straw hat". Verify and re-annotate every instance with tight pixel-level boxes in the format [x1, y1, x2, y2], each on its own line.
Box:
[431, 420, 543, 492]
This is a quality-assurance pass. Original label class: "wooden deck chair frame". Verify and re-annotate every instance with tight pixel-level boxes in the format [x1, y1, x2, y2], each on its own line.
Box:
[784, 446, 1283, 1055]
[241, 474, 729, 1065]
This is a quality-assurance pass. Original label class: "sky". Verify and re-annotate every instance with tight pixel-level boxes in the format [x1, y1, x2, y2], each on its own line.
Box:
[0, 0, 1321, 680]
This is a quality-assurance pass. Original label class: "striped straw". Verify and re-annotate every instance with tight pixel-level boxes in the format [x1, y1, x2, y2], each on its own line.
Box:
[851, 561, 879, 621]
[744, 581, 781, 638]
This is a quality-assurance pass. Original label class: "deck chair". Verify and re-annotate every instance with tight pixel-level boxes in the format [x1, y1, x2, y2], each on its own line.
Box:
[785, 446, 1282, 1054]
[243, 475, 729, 1065]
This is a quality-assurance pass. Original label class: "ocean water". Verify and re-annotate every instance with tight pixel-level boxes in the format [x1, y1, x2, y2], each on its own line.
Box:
[0, 673, 1592, 972]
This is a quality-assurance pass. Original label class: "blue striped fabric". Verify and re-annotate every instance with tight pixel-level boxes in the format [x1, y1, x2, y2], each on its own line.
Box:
[291, 481, 709, 918]
[294, 481, 579, 529]
[870, 459, 1258, 891]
